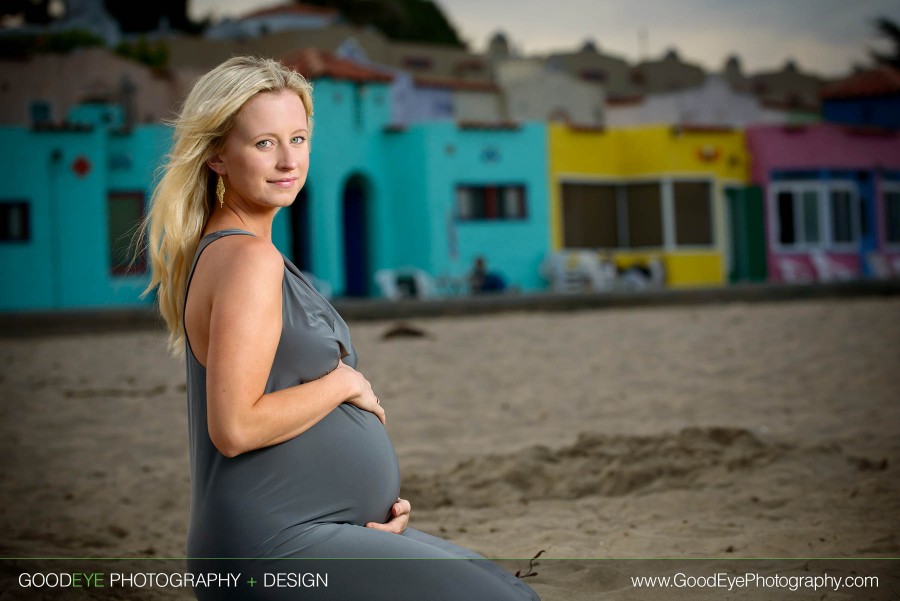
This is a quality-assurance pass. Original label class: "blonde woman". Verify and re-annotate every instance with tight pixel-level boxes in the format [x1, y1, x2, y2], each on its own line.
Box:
[140, 56, 540, 600]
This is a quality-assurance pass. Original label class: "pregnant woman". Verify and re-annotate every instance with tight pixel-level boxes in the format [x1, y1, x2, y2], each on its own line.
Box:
[139, 56, 540, 600]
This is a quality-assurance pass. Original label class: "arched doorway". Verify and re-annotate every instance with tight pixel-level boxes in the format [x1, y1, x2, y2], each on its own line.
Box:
[289, 185, 311, 272]
[342, 174, 370, 297]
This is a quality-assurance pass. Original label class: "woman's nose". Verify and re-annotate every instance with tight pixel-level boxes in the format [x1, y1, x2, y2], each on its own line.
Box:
[277, 148, 298, 169]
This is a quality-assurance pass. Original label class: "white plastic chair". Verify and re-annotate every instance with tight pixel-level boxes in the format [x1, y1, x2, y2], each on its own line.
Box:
[540, 251, 590, 293]
[647, 257, 666, 288]
[809, 251, 856, 282]
[776, 256, 815, 283]
[374, 268, 437, 300]
[584, 254, 617, 292]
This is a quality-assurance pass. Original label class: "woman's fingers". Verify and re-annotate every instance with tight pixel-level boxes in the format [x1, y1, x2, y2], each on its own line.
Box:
[365, 498, 411, 534]
[338, 363, 386, 424]
[375, 402, 386, 425]
[392, 498, 411, 517]
[365, 512, 408, 534]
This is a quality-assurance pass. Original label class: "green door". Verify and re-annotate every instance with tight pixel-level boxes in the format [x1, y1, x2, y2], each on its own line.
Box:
[726, 186, 767, 283]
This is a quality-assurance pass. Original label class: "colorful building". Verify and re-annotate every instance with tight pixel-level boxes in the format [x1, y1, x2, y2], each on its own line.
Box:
[382, 121, 549, 294]
[0, 105, 170, 311]
[548, 123, 753, 287]
[0, 50, 550, 311]
[819, 66, 900, 130]
[746, 123, 900, 282]
[279, 49, 548, 297]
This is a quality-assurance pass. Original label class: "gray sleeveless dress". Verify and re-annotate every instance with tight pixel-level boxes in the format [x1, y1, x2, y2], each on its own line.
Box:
[184, 229, 540, 600]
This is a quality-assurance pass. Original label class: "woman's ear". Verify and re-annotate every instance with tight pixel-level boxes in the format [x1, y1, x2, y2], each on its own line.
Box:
[206, 154, 225, 176]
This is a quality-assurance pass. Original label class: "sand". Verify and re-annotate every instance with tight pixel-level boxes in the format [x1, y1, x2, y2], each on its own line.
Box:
[1, 297, 898, 600]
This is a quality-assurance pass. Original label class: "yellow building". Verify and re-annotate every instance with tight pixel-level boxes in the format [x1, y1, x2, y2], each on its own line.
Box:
[548, 124, 750, 287]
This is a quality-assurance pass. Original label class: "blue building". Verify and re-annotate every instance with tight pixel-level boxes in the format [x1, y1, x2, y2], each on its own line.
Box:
[820, 66, 900, 129]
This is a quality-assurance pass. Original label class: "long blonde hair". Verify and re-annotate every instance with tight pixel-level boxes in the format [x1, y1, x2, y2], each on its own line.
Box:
[136, 55, 314, 357]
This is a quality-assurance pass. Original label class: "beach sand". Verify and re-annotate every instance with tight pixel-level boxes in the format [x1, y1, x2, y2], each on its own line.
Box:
[1, 297, 898, 599]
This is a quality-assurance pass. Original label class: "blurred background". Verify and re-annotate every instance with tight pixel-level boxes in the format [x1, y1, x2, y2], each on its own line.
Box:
[1, 0, 899, 310]
[1, 7, 899, 597]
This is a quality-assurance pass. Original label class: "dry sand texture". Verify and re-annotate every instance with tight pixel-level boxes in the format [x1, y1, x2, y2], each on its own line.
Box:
[0, 297, 898, 599]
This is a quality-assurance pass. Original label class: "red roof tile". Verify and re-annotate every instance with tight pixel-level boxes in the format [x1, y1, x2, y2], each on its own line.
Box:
[242, 2, 338, 20]
[281, 48, 393, 84]
[819, 67, 900, 100]
[412, 75, 498, 92]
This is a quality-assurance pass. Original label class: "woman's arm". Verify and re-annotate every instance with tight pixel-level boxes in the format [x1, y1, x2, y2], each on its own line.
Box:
[203, 237, 383, 458]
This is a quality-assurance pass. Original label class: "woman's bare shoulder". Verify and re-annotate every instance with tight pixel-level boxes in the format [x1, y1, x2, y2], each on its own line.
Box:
[203, 234, 285, 293]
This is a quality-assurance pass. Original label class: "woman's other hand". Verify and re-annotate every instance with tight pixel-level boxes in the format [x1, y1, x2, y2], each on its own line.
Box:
[333, 361, 386, 425]
[366, 498, 411, 534]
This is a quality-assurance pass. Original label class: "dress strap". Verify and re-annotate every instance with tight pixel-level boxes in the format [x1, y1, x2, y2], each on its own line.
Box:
[182, 229, 257, 337]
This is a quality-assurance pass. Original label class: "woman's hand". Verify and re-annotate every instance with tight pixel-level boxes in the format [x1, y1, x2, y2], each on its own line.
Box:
[366, 498, 411, 534]
[333, 361, 386, 425]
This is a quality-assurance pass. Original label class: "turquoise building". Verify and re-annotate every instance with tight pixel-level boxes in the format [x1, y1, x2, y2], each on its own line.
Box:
[381, 122, 549, 294]
[0, 105, 170, 311]
[0, 51, 552, 310]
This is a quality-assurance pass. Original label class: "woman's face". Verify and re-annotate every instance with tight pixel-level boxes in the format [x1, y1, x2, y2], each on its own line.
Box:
[212, 90, 310, 212]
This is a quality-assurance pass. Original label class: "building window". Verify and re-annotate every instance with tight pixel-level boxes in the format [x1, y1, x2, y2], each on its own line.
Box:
[776, 190, 798, 245]
[673, 181, 713, 246]
[830, 189, 855, 244]
[885, 189, 900, 245]
[626, 183, 663, 247]
[771, 182, 859, 250]
[561, 183, 618, 248]
[456, 185, 526, 221]
[0, 201, 30, 242]
[562, 180, 712, 250]
[108, 192, 146, 275]
[802, 189, 821, 244]
[775, 187, 823, 247]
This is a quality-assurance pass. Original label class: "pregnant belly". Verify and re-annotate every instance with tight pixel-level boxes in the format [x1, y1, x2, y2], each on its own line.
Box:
[215, 403, 401, 531]
[285, 402, 402, 525]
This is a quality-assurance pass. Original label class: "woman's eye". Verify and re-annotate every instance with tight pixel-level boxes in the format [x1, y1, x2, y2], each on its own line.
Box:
[291, 136, 306, 144]
[256, 140, 274, 149]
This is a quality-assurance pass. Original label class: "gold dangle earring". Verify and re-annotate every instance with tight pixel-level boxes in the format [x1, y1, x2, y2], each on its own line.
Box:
[216, 175, 225, 208]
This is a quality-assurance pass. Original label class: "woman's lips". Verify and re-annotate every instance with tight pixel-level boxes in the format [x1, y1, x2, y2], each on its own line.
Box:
[269, 178, 297, 188]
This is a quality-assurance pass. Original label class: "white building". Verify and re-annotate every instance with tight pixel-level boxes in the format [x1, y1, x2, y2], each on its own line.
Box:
[495, 58, 605, 126]
[606, 75, 790, 127]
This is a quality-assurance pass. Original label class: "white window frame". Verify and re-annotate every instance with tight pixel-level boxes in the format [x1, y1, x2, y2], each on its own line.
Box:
[769, 180, 860, 253]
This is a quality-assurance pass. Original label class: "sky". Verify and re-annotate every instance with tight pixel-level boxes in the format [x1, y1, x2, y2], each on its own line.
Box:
[189, 0, 900, 77]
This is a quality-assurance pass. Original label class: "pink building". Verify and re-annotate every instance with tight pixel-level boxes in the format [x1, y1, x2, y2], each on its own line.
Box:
[746, 124, 900, 282]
